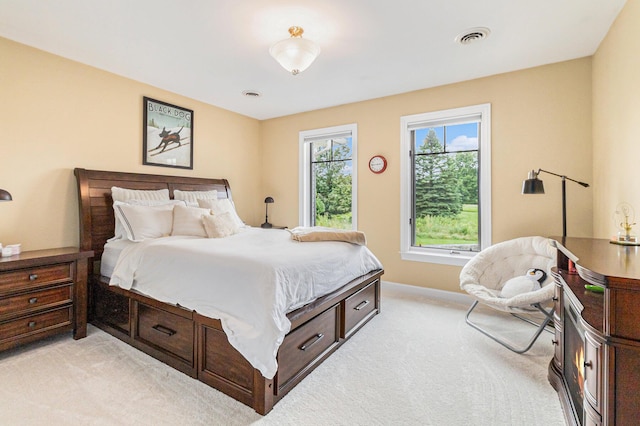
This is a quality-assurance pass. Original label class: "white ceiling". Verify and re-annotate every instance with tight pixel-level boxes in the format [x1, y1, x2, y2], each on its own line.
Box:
[0, 0, 627, 120]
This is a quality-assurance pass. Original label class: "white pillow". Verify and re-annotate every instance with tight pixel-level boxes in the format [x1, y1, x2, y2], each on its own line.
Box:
[111, 186, 169, 202]
[173, 189, 218, 206]
[171, 205, 211, 237]
[197, 198, 245, 229]
[111, 199, 184, 241]
[202, 212, 241, 238]
[113, 203, 175, 242]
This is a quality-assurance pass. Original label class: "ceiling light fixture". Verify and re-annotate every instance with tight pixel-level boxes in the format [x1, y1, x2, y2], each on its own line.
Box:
[269, 26, 320, 75]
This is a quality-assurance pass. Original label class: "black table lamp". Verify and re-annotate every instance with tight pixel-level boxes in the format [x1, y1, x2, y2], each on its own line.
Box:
[0, 189, 12, 201]
[261, 196, 274, 228]
[522, 169, 589, 237]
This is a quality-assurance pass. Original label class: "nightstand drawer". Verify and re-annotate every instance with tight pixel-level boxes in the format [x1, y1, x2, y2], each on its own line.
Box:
[0, 263, 73, 294]
[0, 284, 73, 319]
[0, 307, 73, 341]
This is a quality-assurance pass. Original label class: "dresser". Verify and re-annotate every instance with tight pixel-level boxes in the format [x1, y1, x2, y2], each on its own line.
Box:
[549, 237, 640, 426]
[0, 247, 93, 351]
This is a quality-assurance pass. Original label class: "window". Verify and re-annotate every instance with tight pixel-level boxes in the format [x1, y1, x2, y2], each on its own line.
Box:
[299, 124, 357, 229]
[400, 104, 491, 266]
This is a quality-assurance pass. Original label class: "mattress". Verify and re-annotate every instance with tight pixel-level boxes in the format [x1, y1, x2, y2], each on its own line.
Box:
[100, 238, 135, 278]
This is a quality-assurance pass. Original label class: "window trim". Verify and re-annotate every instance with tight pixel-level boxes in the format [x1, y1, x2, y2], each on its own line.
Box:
[299, 123, 358, 229]
[400, 104, 491, 266]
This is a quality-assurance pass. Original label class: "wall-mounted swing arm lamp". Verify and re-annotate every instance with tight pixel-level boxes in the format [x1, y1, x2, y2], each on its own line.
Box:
[522, 169, 589, 237]
[0, 189, 12, 201]
[261, 197, 274, 228]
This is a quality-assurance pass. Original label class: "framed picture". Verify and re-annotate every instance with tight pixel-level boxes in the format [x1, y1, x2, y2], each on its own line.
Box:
[143, 97, 193, 169]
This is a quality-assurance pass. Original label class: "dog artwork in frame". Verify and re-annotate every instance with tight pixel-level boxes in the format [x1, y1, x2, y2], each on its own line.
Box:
[143, 97, 194, 169]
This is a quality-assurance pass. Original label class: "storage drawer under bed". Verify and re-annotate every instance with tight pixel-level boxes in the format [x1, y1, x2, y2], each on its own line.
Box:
[277, 303, 340, 393]
[135, 302, 194, 364]
[342, 279, 378, 338]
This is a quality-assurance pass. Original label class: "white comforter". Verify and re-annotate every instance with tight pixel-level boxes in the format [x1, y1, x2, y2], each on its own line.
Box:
[109, 227, 383, 379]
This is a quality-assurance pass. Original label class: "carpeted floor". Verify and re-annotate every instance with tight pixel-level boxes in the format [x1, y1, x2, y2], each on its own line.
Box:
[0, 283, 565, 425]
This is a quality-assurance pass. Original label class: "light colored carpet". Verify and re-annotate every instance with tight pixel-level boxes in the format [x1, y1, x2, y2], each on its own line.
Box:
[0, 283, 565, 425]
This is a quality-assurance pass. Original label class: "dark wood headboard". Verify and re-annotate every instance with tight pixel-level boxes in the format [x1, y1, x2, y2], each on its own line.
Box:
[74, 168, 232, 269]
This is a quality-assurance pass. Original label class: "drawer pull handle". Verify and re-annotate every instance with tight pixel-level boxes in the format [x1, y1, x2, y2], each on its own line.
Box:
[552, 296, 559, 301]
[152, 324, 176, 336]
[28, 321, 36, 328]
[354, 300, 370, 311]
[300, 333, 324, 351]
[552, 340, 558, 345]
[29, 297, 38, 304]
[584, 361, 593, 369]
[29, 274, 38, 281]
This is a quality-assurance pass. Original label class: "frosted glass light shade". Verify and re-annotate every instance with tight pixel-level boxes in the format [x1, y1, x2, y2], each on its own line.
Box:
[269, 27, 320, 75]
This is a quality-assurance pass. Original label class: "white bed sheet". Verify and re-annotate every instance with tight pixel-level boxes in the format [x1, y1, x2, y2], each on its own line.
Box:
[101, 239, 136, 278]
[108, 227, 383, 379]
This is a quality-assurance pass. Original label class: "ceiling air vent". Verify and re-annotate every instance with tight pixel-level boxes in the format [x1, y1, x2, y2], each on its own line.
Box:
[242, 90, 261, 98]
[455, 27, 491, 45]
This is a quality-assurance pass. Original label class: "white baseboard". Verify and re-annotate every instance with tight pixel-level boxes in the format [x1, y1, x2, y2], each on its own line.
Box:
[380, 280, 473, 306]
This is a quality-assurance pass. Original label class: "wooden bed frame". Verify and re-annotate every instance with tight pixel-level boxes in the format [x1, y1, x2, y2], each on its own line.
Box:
[74, 168, 383, 415]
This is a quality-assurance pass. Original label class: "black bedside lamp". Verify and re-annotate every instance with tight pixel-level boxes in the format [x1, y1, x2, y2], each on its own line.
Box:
[261, 197, 274, 228]
[0, 189, 12, 201]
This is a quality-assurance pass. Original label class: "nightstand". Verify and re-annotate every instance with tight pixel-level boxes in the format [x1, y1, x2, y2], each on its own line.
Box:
[0, 247, 93, 352]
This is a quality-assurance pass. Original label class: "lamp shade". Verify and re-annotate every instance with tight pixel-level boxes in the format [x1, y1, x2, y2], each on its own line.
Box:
[262, 196, 274, 228]
[0, 189, 12, 201]
[522, 178, 545, 194]
[270, 26, 320, 75]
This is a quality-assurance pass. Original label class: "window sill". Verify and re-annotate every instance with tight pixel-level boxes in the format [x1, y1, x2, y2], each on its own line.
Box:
[400, 249, 475, 267]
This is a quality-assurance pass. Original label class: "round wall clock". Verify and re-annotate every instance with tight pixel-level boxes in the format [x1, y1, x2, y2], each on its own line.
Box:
[369, 155, 387, 174]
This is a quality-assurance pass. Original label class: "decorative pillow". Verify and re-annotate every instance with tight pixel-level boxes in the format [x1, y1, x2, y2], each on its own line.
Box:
[111, 186, 169, 202]
[171, 205, 211, 237]
[111, 199, 184, 241]
[500, 268, 547, 299]
[173, 189, 218, 206]
[197, 198, 245, 229]
[202, 212, 241, 238]
[113, 203, 175, 242]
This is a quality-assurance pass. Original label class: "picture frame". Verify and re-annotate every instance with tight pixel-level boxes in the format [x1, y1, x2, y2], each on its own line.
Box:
[143, 96, 194, 169]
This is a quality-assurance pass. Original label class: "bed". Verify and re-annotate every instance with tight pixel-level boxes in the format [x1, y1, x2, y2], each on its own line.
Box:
[74, 168, 384, 414]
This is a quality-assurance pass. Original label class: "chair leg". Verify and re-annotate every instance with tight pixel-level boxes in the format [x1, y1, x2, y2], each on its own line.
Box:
[464, 301, 555, 354]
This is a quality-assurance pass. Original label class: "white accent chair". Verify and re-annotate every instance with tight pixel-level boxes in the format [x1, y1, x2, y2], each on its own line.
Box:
[460, 236, 557, 353]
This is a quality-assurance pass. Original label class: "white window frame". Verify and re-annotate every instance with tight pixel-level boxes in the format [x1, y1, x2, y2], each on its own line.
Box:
[400, 104, 491, 266]
[299, 123, 358, 229]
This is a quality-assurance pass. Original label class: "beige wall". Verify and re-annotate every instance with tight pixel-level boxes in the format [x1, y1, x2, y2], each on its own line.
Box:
[261, 59, 593, 292]
[2, 29, 603, 294]
[0, 37, 262, 251]
[592, 0, 640, 239]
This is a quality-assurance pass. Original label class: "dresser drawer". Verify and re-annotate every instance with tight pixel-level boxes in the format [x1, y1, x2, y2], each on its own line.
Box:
[277, 304, 339, 392]
[584, 331, 602, 413]
[552, 327, 562, 370]
[342, 280, 378, 338]
[136, 303, 194, 364]
[0, 263, 73, 294]
[0, 306, 73, 341]
[0, 284, 72, 319]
